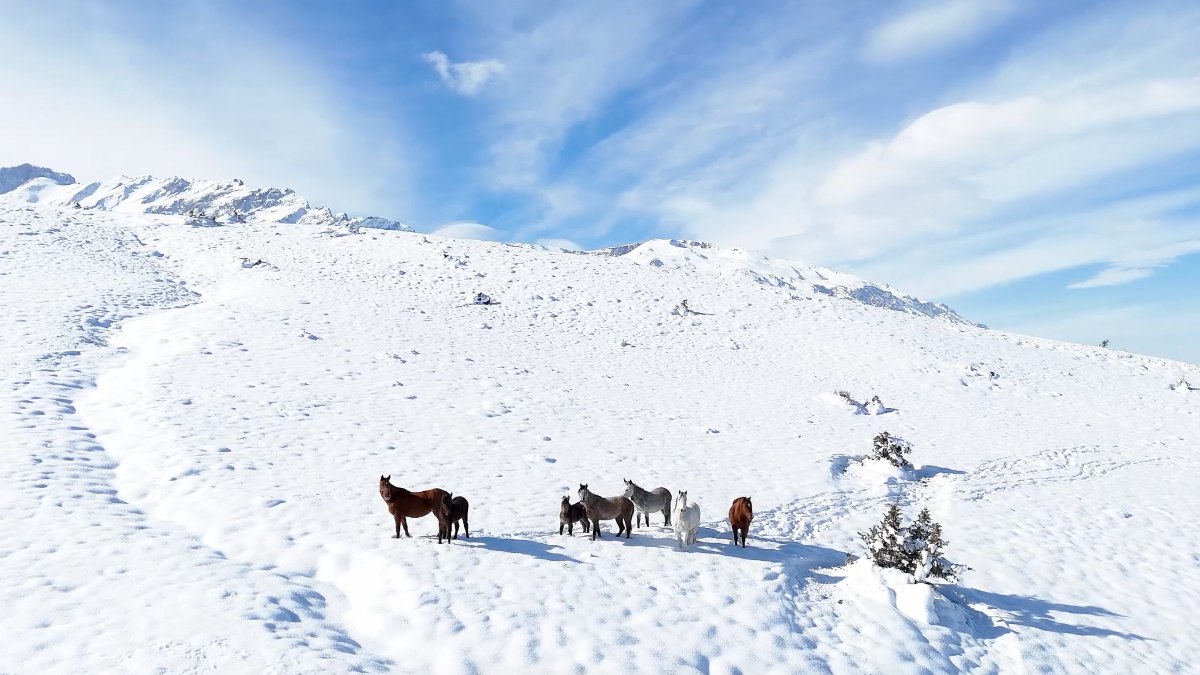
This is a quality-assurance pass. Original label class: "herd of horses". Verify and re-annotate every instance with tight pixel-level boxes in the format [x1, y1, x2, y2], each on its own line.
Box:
[379, 475, 754, 549]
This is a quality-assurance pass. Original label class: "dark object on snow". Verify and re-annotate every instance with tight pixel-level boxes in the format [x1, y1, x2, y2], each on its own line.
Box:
[559, 495, 591, 536]
[72, 201, 81, 209]
[474, 292, 495, 305]
[1100, 339, 1110, 349]
[439, 492, 470, 540]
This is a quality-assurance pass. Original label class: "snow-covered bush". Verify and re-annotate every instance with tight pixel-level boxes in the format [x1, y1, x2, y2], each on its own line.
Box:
[1171, 378, 1194, 393]
[865, 395, 886, 415]
[860, 504, 959, 582]
[869, 432, 912, 470]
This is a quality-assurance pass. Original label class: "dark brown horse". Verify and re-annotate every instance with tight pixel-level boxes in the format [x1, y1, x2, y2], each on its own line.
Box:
[578, 484, 634, 541]
[379, 475, 450, 542]
[728, 496, 753, 548]
[439, 492, 470, 540]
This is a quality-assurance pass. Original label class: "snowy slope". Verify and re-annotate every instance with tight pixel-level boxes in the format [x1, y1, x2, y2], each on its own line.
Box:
[596, 239, 978, 325]
[2, 200, 1199, 674]
[0, 165, 410, 232]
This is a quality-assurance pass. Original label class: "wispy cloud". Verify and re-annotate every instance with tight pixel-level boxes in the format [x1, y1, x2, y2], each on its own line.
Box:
[862, 0, 1017, 63]
[0, 2, 412, 217]
[546, 2, 1200, 298]
[1068, 240, 1200, 289]
[430, 221, 503, 241]
[422, 51, 506, 96]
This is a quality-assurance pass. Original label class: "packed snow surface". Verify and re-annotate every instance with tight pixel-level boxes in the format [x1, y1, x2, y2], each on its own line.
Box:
[2, 196, 1199, 673]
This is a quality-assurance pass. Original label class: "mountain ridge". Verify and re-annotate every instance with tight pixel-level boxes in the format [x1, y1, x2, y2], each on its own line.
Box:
[0, 164, 411, 232]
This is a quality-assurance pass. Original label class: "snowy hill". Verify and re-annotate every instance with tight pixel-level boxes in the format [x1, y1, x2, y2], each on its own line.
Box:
[2, 198, 1199, 674]
[0, 164, 410, 231]
[0, 163, 76, 195]
[592, 239, 979, 325]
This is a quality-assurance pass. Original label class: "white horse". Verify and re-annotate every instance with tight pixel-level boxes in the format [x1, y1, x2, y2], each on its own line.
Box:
[673, 490, 701, 548]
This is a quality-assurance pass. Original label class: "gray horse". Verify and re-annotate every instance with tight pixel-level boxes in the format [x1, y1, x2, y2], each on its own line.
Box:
[578, 484, 634, 540]
[622, 478, 672, 528]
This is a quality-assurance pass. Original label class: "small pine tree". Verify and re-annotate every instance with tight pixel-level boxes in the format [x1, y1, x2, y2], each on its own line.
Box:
[860, 504, 908, 571]
[906, 509, 957, 581]
[860, 505, 960, 582]
[870, 432, 913, 470]
[1100, 339, 1110, 348]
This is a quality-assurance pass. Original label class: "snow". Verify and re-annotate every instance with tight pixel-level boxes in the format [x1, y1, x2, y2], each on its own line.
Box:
[0, 169, 411, 233]
[0, 163, 75, 195]
[2, 192, 1200, 673]
[608, 238, 978, 325]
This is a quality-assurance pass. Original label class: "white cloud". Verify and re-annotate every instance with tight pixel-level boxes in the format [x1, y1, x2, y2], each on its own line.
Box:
[430, 221, 503, 241]
[0, 3, 411, 218]
[1068, 240, 1200, 290]
[422, 51, 506, 96]
[559, 4, 1200, 299]
[1067, 267, 1156, 290]
[863, 0, 1016, 63]
[535, 238, 582, 251]
[447, 3, 702, 192]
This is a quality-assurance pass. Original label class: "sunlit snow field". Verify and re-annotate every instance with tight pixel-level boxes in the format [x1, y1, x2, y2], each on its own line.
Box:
[2, 202, 1199, 673]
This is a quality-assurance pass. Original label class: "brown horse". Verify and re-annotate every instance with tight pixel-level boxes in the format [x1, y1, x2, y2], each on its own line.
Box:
[578, 484, 634, 541]
[728, 496, 753, 548]
[379, 475, 450, 542]
[439, 492, 470, 540]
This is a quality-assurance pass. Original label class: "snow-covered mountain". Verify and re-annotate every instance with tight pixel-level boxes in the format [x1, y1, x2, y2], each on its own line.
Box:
[0, 163, 76, 195]
[3, 176, 1200, 674]
[0, 164, 410, 231]
[590, 239, 979, 326]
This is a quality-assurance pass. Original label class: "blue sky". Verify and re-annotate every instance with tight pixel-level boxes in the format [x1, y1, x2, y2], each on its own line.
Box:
[3, 1, 1200, 363]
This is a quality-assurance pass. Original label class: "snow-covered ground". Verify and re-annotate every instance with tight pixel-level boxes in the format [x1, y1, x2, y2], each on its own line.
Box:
[2, 195, 1199, 673]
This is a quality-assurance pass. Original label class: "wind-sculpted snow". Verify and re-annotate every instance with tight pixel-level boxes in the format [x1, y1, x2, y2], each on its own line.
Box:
[2, 201, 1199, 673]
[0, 164, 411, 232]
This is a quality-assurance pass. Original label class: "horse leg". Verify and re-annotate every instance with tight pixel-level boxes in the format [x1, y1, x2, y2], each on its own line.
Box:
[625, 514, 632, 538]
[453, 521, 460, 539]
[592, 518, 601, 539]
[560, 521, 565, 536]
[393, 515, 401, 539]
[664, 507, 671, 526]
[402, 517, 412, 538]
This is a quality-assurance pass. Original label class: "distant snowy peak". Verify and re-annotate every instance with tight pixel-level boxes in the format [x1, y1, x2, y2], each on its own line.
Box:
[0, 165, 411, 232]
[0, 163, 76, 195]
[593, 238, 979, 326]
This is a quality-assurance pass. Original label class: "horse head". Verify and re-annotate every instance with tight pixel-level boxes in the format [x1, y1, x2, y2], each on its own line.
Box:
[378, 475, 393, 502]
[578, 484, 589, 501]
[439, 492, 453, 519]
[621, 478, 636, 498]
